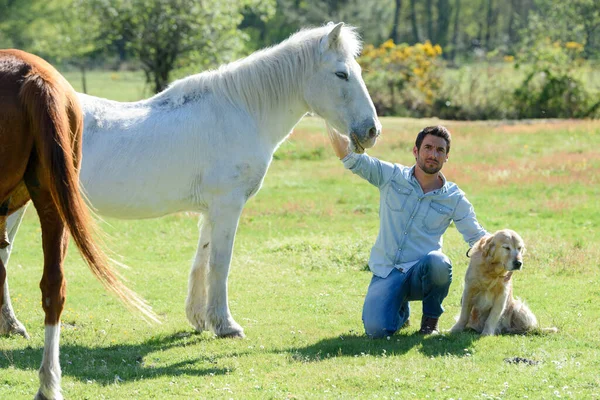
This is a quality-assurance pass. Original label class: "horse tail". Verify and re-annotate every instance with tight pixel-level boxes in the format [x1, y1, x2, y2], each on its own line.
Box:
[19, 66, 159, 323]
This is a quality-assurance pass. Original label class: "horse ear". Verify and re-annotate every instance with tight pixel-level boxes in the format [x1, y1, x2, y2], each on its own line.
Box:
[321, 22, 344, 52]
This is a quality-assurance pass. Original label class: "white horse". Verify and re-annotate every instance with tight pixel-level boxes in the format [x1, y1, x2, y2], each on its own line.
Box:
[1, 23, 380, 343]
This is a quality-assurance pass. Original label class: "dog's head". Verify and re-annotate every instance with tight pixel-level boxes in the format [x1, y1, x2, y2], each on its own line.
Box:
[480, 229, 526, 272]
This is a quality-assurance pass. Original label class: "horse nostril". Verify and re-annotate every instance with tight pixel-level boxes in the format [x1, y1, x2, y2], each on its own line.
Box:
[368, 127, 378, 139]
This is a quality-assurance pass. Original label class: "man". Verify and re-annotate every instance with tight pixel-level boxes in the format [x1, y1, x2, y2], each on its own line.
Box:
[328, 125, 487, 337]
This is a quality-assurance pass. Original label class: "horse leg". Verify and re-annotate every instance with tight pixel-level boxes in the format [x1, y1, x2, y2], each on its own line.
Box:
[205, 201, 245, 338]
[186, 217, 211, 332]
[0, 205, 30, 338]
[27, 184, 68, 400]
[0, 198, 10, 248]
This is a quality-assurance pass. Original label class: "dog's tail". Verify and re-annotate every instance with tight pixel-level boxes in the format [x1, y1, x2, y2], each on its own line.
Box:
[504, 299, 558, 334]
[503, 298, 538, 333]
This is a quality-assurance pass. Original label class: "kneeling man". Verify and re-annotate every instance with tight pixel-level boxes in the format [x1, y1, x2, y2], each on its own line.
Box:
[328, 125, 487, 337]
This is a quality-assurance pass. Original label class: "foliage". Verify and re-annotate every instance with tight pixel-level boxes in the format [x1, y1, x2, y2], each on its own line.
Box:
[84, 0, 274, 93]
[359, 40, 444, 116]
[513, 38, 599, 118]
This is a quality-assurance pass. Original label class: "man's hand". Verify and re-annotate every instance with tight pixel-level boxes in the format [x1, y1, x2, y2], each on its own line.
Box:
[326, 123, 351, 159]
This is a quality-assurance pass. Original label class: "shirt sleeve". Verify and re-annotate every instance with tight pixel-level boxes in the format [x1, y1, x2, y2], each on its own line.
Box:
[341, 152, 398, 188]
[453, 194, 488, 247]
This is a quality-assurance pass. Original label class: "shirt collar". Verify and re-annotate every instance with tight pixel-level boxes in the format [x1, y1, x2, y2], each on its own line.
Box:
[409, 165, 449, 194]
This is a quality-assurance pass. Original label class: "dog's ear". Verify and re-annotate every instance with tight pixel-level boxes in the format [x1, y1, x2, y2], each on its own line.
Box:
[480, 235, 495, 258]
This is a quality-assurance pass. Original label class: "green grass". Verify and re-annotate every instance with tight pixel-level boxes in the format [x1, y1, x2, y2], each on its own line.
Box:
[62, 69, 150, 102]
[1, 116, 600, 399]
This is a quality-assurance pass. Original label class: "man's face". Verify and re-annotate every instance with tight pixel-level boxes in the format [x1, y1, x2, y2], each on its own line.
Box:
[413, 134, 448, 175]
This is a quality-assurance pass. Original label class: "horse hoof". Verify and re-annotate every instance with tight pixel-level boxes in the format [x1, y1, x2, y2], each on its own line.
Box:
[0, 323, 30, 339]
[34, 390, 63, 400]
[214, 321, 245, 339]
[0, 310, 30, 339]
[218, 330, 246, 339]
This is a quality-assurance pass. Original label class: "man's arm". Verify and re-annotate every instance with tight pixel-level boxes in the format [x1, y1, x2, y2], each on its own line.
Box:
[453, 195, 488, 247]
[327, 123, 352, 159]
[327, 124, 397, 188]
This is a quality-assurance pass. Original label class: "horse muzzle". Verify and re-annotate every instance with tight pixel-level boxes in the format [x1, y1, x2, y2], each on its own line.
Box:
[351, 119, 381, 153]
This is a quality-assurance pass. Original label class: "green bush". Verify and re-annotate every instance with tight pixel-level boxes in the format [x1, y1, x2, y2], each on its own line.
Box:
[359, 40, 443, 116]
[513, 39, 599, 118]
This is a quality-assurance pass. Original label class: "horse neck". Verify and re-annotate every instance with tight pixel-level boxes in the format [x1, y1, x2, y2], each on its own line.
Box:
[255, 93, 309, 152]
[213, 44, 315, 150]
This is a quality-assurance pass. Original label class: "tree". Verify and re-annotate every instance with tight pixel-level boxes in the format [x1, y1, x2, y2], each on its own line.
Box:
[449, 0, 461, 61]
[389, 0, 402, 43]
[409, 0, 420, 43]
[0, 0, 43, 49]
[90, 0, 275, 93]
[436, 0, 451, 49]
[272, 0, 394, 45]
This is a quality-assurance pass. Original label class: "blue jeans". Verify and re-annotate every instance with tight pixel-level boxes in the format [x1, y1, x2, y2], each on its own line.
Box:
[362, 251, 452, 338]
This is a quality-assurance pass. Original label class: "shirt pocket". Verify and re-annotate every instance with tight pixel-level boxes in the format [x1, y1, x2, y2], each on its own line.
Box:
[423, 201, 453, 233]
[385, 181, 413, 212]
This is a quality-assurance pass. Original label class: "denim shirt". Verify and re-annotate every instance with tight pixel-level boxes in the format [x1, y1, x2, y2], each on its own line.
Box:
[342, 152, 487, 278]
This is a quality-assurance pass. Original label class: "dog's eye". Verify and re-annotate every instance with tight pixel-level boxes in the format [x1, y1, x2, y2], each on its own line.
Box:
[502, 245, 510, 250]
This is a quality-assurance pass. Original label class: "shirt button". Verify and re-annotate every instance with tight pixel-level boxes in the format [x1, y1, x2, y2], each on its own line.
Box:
[404, 232, 407, 235]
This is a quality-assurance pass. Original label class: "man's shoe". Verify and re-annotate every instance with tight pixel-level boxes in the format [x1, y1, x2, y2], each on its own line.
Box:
[419, 316, 439, 335]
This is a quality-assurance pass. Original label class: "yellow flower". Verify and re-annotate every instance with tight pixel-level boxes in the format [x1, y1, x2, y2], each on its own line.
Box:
[413, 67, 424, 77]
[565, 41, 583, 52]
[504, 55, 515, 63]
[382, 39, 395, 50]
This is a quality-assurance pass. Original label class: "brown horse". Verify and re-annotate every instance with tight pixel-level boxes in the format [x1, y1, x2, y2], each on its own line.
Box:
[0, 50, 157, 400]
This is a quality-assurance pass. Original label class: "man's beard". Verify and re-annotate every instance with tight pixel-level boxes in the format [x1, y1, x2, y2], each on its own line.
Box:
[417, 158, 442, 174]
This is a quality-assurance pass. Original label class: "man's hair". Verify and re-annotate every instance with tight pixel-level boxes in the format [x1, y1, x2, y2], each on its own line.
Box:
[415, 125, 451, 154]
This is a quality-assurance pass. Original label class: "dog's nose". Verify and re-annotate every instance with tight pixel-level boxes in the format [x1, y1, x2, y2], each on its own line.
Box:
[513, 260, 523, 270]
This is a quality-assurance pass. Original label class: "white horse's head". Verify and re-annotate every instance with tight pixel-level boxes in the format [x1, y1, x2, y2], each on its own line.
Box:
[304, 23, 381, 153]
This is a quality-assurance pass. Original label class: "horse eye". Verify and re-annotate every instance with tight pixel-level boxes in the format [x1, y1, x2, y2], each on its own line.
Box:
[335, 71, 348, 81]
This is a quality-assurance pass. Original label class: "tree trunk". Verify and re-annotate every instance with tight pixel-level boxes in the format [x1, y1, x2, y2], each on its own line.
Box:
[425, 0, 434, 42]
[436, 0, 451, 48]
[450, 0, 461, 61]
[507, 0, 517, 47]
[410, 0, 420, 43]
[484, 0, 495, 50]
[390, 0, 402, 43]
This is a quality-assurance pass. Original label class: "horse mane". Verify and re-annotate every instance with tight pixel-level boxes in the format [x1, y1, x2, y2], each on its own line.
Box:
[148, 24, 362, 115]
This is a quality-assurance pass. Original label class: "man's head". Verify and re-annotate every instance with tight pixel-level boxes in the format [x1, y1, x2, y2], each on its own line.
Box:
[412, 125, 451, 175]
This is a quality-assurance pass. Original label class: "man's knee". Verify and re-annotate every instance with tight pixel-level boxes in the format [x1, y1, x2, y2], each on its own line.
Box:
[425, 251, 452, 286]
[363, 316, 395, 339]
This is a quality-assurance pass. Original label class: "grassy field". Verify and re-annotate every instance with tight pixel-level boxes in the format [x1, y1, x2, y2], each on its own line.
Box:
[1, 109, 599, 398]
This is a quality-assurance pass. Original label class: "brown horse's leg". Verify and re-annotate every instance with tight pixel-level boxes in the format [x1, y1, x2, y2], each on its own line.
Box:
[27, 176, 68, 400]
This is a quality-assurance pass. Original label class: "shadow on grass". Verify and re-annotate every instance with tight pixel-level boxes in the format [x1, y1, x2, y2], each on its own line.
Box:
[279, 329, 481, 362]
[0, 330, 245, 385]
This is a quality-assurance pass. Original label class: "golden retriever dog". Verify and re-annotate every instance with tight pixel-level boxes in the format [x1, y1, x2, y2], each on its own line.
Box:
[450, 229, 556, 336]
